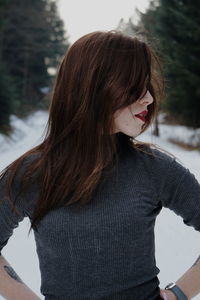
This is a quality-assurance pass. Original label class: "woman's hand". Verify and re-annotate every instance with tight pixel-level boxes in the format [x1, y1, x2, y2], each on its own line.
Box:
[160, 289, 178, 300]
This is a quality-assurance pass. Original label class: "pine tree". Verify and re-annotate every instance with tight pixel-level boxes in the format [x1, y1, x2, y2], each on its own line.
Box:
[0, 0, 19, 133]
[1, 0, 69, 117]
[135, 0, 200, 128]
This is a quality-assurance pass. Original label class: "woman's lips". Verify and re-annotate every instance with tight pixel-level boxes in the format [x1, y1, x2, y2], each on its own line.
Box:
[134, 110, 148, 122]
[135, 115, 145, 122]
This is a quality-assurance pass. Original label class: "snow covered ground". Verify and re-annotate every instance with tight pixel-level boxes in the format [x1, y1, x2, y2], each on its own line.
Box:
[0, 110, 200, 300]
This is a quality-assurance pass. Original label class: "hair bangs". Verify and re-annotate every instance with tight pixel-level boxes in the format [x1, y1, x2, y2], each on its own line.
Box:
[121, 41, 152, 108]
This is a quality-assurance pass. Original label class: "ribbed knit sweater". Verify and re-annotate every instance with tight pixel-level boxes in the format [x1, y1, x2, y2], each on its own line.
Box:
[0, 133, 200, 300]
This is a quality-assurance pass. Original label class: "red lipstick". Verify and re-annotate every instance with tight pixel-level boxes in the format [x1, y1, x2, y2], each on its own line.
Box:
[134, 110, 148, 122]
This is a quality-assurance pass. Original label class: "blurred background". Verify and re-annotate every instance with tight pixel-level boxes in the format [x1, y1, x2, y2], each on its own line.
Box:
[0, 0, 200, 299]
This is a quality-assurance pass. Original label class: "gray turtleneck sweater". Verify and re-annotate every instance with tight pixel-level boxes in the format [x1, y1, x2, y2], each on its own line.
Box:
[0, 137, 200, 300]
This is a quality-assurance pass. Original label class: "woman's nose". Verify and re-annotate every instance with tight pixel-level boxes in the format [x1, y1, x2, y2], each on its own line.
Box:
[139, 90, 154, 105]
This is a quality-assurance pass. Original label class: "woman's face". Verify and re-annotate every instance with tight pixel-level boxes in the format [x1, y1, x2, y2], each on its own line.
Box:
[112, 90, 154, 138]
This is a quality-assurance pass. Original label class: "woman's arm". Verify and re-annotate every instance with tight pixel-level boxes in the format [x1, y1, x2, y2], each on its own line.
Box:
[155, 154, 200, 300]
[0, 254, 41, 300]
[160, 255, 200, 300]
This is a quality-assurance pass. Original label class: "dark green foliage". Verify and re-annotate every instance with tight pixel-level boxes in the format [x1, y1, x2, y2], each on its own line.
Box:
[0, 64, 15, 133]
[0, 0, 69, 131]
[134, 0, 200, 128]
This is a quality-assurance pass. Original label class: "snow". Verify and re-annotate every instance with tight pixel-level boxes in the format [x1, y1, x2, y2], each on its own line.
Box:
[157, 112, 200, 148]
[0, 110, 200, 299]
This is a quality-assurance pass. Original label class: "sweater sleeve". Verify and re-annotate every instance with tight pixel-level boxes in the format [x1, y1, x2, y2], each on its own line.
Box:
[159, 157, 200, 232]
[0, 155, 38, 255]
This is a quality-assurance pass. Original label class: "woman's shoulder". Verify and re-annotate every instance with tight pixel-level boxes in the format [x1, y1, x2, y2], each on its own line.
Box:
[134, 144, 192, 183]
[0, 151, 42, 189]
[131, 142, 175, 162]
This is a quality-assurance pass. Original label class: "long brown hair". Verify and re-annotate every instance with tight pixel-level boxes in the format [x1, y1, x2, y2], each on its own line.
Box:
[0, 30, 175, 232]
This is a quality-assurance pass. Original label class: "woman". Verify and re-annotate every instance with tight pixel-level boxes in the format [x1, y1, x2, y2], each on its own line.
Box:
[0, 30, 200, 300]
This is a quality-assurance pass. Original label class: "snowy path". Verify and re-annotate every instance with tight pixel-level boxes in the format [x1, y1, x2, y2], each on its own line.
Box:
[0, 110, 200, 299]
